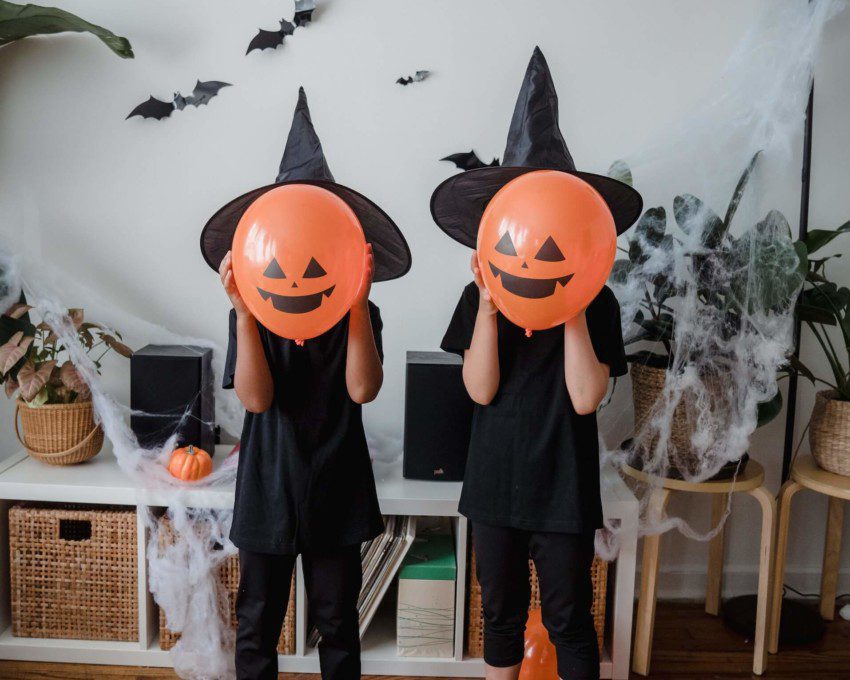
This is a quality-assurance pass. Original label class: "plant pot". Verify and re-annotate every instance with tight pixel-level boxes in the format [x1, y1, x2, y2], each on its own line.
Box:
[14, 399, 103, 465]
[809, 390, 850, 477]
[630, 362, 731, 478]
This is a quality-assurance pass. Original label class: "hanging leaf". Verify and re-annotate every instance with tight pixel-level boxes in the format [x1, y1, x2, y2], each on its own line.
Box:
[59, 360, 89, 398]
[756, 390, 782, 428]
[723, 152, 760, 228]
[804, 221, 850, 255]
[607, 160, 633, 186]
[16, 359, 55, 401]
[4, 378, 18, 398]
[67, 308, 84, 329]
[0, 333, 32, 374]
[27, 387, 49, 408]
[0, 1, 134, 58]
[674, 194, 724, 248]
[102, 333, 133, 358]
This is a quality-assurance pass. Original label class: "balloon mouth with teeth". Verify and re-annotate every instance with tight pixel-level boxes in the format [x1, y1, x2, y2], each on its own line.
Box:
[257, 286, 336, 314]
[488, 263, 574, 299]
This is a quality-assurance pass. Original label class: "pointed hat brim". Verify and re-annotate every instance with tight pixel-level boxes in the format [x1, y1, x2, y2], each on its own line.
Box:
[430, 166, 643, 247]
[200, 179, 411, 282]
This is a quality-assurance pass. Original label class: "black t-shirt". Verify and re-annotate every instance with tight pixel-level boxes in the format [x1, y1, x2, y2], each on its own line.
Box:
[223, 304, 385, 554]
[441, 284, 626, 533]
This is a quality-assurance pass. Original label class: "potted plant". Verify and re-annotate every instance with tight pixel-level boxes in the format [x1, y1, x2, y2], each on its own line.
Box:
[792, 222, 850, 475]
[0, 300, 132, 465]
[610, 154, 805, 477]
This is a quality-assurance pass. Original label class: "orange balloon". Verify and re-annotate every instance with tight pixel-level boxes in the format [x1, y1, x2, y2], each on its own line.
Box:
[477, 170, 617, 332]
[519, 608, 558, 680]
[232, 184, 367, 340]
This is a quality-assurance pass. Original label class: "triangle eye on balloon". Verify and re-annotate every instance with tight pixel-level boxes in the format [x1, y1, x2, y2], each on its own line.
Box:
[263, 258, 287, 278]
[495, 231, 518, 256]
[303, 257, 327, 278]
[535, 236, 565, 262]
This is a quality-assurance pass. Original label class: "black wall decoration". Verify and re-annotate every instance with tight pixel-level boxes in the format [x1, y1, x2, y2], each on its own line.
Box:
[396, 70, 431, 85]
[440, 150, 501, 171]
[127, 80, 231, 120]
[246, 0, 316, 54]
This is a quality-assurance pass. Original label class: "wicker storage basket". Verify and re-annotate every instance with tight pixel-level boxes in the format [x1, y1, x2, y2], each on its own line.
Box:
[157, 518, 296, 654]
[15, 399, 103, 465]
[467, 546, 608, 657]
[809, 390, 850, 477]
[9, 504, 138, 641]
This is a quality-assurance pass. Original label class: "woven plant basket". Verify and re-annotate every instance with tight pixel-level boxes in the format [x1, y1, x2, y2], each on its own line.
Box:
[15, 399, 103, 465]
[467, 545, 607, 657]
[631, 362, 727, 477]
[9, 504, 138, 641]
[809, 390, 850, 477]
[157, 517, 296, 654]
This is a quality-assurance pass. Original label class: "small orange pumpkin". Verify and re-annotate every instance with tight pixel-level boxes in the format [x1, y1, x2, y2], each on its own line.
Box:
[167, 445, 213, 482]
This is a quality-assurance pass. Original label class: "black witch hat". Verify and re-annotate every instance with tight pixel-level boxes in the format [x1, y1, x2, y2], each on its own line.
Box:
[430, 47, 642, 247]
[201, 87, 411, 281]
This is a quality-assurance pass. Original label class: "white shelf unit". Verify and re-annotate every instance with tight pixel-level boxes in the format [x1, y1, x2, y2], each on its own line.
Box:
[0, 445, 638, 678]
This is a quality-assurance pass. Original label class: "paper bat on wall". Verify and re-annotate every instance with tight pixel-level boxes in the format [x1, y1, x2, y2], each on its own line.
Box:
[441, 150, 501, 171]
[126, 80, 231, 120]
[247, 0, 316, 54]
[396, 70, 431, 85]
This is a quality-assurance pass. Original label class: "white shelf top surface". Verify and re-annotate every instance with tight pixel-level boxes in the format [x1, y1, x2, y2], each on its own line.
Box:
[0, 443, 636, 516]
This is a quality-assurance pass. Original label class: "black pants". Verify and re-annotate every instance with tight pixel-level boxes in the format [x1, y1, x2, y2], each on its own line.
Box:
[235, 546, 362, 680]
[472, 522, 599, 680]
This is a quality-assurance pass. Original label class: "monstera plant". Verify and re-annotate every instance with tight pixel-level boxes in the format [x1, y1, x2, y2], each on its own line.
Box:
[0, 1, 133, 57]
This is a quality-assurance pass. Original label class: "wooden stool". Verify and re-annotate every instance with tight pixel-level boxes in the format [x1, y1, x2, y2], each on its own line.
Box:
[623, 460, 775, 676]
[769, 455, 850, 654]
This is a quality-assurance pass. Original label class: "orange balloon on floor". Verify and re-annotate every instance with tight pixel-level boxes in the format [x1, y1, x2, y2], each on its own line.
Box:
[231, 184, 367, 340]
[519, 608, 558, 680]
[477, 170, 617, 332]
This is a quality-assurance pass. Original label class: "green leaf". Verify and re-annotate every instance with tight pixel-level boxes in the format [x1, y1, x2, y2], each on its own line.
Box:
[607, 160, 633, 186]
[787, 355, 816, 384]
[609, 259, 632, 285]
[629, 207, 667, 263]
[756, 390, 782, 428]
[673, 194, 724, 248]
[0, 1, 133, 58]
[804, 221, 850, 255]
[723, 152, 760, 228]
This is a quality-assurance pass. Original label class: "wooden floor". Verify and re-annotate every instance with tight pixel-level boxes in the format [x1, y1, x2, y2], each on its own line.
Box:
[0, 603, 848, 679]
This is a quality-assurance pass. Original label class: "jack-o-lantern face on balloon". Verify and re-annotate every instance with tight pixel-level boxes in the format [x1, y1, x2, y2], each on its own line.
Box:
[231, 184, 367, 340]
[477, 170, 617, 331]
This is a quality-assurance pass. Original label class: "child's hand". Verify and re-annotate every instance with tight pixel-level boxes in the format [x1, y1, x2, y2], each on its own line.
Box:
[471, 252, 497, 316]
[219, 251, 251, 319]
[354, 243, 374, 308]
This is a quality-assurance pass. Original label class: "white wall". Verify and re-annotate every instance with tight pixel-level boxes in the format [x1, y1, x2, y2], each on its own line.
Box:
[0, 0, 848, 599]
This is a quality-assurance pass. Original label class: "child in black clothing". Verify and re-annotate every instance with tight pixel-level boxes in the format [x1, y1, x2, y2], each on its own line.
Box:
[200, 88, 411, 680]
[433, 48, 641, 680]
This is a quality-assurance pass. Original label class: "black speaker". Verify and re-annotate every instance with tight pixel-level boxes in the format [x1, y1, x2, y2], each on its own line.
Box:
[130, 345, 215, 453]
[403, 351, 474, 481]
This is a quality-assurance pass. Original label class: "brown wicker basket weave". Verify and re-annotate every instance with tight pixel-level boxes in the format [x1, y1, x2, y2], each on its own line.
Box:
[15, 399, 104, 465]
[9, 504, 138, 641]
[157, 518, 296, 654]
[467, 546, 607, 657]
[809, 390, 850, 477]
[631, 362, 723, 476]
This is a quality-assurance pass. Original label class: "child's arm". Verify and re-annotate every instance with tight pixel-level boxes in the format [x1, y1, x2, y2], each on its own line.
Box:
[563, 312, 611, 415]
[220, 251, 274, 413]
[346, 245, 383, 404]
[462, 252, 500, 405]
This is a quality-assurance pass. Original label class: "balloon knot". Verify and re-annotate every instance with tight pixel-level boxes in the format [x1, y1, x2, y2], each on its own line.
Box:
[295, 339, 305, 347]
[525, 328, 533, 338]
